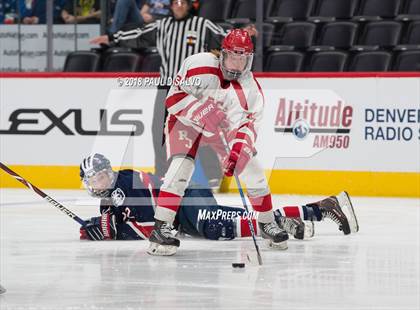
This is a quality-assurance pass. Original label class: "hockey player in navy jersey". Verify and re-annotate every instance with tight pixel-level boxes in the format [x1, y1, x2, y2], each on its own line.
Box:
[79, 154, 359, 251]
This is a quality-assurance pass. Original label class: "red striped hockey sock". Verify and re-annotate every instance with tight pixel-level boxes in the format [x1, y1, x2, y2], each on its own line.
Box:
[276, 204, 322, 221]
[235, 218, 259, 237]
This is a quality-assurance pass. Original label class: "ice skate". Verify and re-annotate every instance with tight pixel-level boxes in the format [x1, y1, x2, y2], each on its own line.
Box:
[336, 191, 359, 233]
[258, 221, 289, 250]
[276, 215, 315, 240]
[147, 220, 180, 256]
[317, 196, 351, 235]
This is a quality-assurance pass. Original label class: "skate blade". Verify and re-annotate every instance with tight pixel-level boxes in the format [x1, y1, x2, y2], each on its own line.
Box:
[265, 239, 288, 250]
[304, 221, 315, 239]
[147, 242, 178, 256]
[337, 191, 359, 233]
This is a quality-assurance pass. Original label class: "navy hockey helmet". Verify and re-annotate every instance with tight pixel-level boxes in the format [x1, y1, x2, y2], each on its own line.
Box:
[80, 153, 114, 198]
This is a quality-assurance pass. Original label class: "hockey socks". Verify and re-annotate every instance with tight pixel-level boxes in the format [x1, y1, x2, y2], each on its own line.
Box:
[303, 203, 323, 221]
[277, 204, 323, 221]
[235, 194, 324, 237]
[154, 191, 182, 223]
[235, 218, 259, 238]
[248, 194, 275, 223]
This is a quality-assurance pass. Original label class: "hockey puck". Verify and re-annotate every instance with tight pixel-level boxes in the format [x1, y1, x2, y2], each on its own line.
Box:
[232, 263, 245, 268]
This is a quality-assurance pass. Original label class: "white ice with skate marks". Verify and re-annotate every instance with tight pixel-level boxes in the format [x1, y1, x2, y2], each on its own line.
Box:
[0, 189, 419, 310]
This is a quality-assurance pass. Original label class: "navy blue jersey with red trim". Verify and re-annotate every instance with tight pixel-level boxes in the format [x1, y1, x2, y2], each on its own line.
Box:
[101, 170, 160, 221]
[98, 170, 161, 239]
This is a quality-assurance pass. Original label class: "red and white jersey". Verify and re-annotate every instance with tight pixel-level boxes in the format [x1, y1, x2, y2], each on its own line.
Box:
[165, 52, 265, 147]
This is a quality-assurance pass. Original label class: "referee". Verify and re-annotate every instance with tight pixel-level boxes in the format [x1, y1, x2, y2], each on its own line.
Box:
[90, 0, 255, 182]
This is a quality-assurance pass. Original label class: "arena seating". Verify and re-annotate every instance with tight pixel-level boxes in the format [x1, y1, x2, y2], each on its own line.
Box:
[139, 48, 162, 72]
[197, 0, 234, 22]
[228, 0, 257, 24]
[396, 0, 420, 21]
[264, 51, 305, 71]
[395, 20, 420, 50]
[267, 0, 315, 23]
[306, 51, 349, 71]
[352, 0, 402, 21]
[308, 21, 358, 51]
[63, 51, 100, 72]
[351, 21, 402, 51]
[102, 51, 143, 72]
[271, 21, 316, 49]
[308, 0, 358, 23]
[63, 0, 420, 72]
[393, 50, 420, 70]
[348, 51, 393, 71]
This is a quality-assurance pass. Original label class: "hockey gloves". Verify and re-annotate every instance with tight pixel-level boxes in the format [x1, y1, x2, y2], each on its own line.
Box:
[191, 97, 228, 133]
[223, 141, 253, 177]
[80, 213, 117, 241]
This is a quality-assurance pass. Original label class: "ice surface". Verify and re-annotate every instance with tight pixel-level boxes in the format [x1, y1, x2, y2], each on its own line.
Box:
[0, 189, 419, 310]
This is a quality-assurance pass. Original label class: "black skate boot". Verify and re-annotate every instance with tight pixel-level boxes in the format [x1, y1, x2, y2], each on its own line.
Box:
[258, 221, 289, 250]
[313, 196, 352, 235]
[275, 213, 315, 240]
[147, 220, 180, 256]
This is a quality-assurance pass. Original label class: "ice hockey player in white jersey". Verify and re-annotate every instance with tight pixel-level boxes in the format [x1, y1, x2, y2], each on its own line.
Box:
[147, 29, 295, 255]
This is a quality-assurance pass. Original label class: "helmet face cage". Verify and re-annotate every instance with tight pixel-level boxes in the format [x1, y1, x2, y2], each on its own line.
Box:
[220, 49, 253, 81]
[80, 154, 115, 198]
[82, 168, 115, 198]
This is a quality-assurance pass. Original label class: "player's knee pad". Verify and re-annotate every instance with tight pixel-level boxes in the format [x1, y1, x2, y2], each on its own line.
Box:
[203, 219, 235, 240]
[161, 156, 195, 197]
[239, 157, 270, 197]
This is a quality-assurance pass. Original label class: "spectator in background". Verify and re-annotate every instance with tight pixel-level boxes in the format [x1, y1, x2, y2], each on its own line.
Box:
[20, 0, 65, 24]
[61, 0, 101, 24]
[109, 0, 172, 34]
[140, 0, 171, 24]
[109, 0, 145, 33]
[0, 0, 17, 24]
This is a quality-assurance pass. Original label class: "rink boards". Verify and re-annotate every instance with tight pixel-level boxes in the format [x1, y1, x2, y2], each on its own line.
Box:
[0, 72, 419, 197]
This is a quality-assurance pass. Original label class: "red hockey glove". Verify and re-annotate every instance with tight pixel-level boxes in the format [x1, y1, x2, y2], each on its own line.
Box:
[191, 97, 228, 133]
[223, 141, 253, 177]
[80, 213, 117, 241]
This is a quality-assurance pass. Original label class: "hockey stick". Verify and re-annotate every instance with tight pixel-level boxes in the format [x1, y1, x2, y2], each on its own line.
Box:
[0, 162, 87, 226]
[218, 132, 263, 266]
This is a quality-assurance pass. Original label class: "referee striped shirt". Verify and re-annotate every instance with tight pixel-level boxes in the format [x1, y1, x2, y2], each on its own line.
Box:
[112, 15, 226, 85]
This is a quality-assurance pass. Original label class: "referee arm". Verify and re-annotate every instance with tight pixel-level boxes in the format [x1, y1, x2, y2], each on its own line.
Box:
[89, 21, 159, 47]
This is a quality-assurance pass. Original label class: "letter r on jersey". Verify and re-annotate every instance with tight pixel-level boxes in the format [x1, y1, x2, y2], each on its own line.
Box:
[178, 130, 193, 148]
